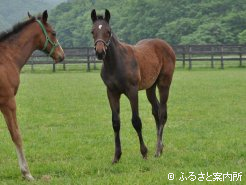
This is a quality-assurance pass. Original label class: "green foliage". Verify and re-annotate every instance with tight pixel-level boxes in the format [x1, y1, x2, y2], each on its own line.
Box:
[48, 0, 246, 47]
[156, 18, 198, 45]
[181, 22, 234, 44]
[238, 30, 246, 44]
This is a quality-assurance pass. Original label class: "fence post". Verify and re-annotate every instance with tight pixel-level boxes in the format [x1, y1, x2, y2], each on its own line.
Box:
[53, 63, 56, 72]
[182, 53, 185, 68]
[239, 46, 242, 67]
[211, 55, 214, 68]
[31, 58, 34, 72]
[63, 61, 66, 71]
[87, 47, 90, 72]
[211, 46, 214, 68]
[220, 45, 224, 69]
[189, 45, 192, 70]
[93, 57, 97, 70]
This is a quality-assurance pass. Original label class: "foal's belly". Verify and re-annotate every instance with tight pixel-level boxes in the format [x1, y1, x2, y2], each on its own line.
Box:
[138, 74, 158, 90]
[137, 56, 161, 90]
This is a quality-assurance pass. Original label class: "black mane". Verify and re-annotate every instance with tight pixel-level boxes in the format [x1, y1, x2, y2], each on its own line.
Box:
[0, 16, 37, 42]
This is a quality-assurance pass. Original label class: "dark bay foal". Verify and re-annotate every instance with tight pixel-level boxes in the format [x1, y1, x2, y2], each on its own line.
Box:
[0, 11, 64, 180]
[91, 9, 175, 163]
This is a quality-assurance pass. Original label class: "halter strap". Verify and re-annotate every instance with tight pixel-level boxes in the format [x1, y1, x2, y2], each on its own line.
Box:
[94, 33, 112, 48]
[36, 19, 60, 56]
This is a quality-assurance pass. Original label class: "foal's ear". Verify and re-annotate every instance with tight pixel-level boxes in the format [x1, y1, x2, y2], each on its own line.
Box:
[105, 9, 110, 23]
[27, 12, 32, 18]
[42, 10, 48, 23]
[91, 9, 97, 22]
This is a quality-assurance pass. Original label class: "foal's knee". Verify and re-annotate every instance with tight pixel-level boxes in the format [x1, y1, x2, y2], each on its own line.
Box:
[112, 112, 120, 132]
[131, 116, 142, 131]
[152, 107, 158, 118]
[112, 119, 120, 132]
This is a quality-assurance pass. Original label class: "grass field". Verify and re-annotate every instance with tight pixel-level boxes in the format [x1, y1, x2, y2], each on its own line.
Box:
[0, 68, 245, 184]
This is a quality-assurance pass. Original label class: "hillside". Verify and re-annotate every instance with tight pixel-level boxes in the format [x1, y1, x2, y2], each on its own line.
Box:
[0, 0, 67, 31]
[48, 0, 246, 47]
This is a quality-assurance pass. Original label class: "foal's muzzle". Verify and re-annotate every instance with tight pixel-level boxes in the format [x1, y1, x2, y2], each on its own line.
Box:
[94, 40, 107, 60]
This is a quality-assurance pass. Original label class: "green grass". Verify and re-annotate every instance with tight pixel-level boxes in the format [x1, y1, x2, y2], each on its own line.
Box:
[0, 68, 245, 184]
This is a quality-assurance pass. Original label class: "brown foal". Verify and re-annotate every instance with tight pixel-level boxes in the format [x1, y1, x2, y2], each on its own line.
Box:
[91, 9, 175, 163]
[0, 11, 64, 180]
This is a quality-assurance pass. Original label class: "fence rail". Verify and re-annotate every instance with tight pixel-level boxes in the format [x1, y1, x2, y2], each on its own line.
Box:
[173, 45, 246, 69]
[28, 47, 97, 72]
[28, 45, 246, 71]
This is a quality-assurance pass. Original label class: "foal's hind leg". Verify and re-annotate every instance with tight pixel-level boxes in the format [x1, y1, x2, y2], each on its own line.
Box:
[155, 82, 171, 157]
[0, 97, 34, 180]
[146, 85, 163, 157]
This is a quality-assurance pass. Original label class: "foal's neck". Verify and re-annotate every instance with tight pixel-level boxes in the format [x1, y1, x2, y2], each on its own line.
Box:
[103, 35, 121, 68]
[4, 22, 39, 71]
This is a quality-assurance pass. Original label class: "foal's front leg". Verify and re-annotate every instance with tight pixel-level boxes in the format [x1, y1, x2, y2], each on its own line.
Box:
[126, 87, 148, 159]
[107, 88, 122, 163]
[0, 97, 34, 180]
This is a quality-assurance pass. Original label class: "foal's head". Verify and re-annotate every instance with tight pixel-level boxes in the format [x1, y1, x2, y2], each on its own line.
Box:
[29, 10, 64, 63]
[91, 9, 112, 60]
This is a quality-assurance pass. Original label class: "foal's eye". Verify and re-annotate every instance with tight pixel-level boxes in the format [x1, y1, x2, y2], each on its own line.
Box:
[91, 30, 94, 34]
[52, 31, 56, 36]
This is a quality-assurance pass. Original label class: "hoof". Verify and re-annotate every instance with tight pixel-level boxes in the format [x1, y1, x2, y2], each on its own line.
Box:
[112, 155, 121, 164]
[112, 152, 122, 164]
[141, 146, 148, 159]
[155, 144, 164, 157]
[112, 158, 119, 164]
[154, 152, 161, 157]
[23, 173, 34, 181]
[143, 155, 148, 160]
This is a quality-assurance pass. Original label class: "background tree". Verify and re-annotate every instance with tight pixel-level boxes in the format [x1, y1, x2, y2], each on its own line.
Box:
[2, 0, 245, 47]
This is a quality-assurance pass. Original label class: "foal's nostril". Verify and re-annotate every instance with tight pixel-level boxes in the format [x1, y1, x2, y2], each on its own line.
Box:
[56, 54, 64, 63]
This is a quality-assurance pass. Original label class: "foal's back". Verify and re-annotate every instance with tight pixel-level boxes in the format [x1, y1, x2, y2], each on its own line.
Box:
[134, 38, 175, 65]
